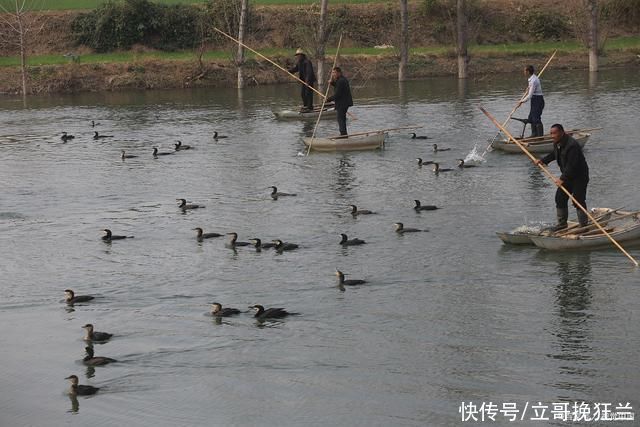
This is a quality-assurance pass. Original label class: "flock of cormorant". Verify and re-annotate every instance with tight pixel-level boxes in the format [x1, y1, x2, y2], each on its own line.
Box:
[61, 125, 478, 397]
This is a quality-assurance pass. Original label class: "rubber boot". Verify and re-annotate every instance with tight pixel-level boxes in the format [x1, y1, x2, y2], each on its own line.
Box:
[551, 208, 569, 232]
[577, 209, 589, 227]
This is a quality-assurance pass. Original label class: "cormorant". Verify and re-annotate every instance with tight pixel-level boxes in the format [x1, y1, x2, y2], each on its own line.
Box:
[394, 222, 424, 233]
[102, 229, 133, 241]
[250, 304, 299, 319]
[210, 302, 241, 317]
[414, 200, 439, 211]
[82, 324, 113, 342]
[270, 186, 297, 200]
[177, 198, 203, 210]
[64, 289, 94, 304]
[339, 233, 366, 246]
[121, 150, 138, 159]
[174, 141, 192, 151]
[433, 163, 453, 173]
[193, 227, 222, 241]
[83, 347, 117, 366]
[61, 132, 75, 142]
[410, 133, 429, 139]
[65, 375, 99, 396]
[416, 158, 434, 167]
[457, 159, 477, 168]
[93, 132, 113, 140]
[225, 232, 251, 248]
[350, 205, 375, 216]
[272, 239, 299, 253]
[335, 270, 367, 286]
[432, 144, 450, 152]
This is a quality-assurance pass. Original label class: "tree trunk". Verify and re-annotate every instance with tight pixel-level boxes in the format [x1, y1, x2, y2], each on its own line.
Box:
[398, 0, 408, 81]
[236, 0, 248, 89]
[587, 0, 598, 72]
[316, 0, 328, 86]
[456, 0, 468, 79]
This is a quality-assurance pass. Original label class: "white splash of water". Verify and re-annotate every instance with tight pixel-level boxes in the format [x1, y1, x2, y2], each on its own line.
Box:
[464, 142, 488, 164]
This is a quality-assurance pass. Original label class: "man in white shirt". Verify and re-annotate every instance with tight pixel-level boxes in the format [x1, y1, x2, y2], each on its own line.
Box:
[517, 65, 545, 137]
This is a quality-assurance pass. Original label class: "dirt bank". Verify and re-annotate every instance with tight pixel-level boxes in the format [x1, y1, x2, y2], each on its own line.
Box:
[1, 49, 638, 96]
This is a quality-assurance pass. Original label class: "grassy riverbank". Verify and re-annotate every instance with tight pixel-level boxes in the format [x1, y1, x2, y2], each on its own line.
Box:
[1, 36, 638, 68]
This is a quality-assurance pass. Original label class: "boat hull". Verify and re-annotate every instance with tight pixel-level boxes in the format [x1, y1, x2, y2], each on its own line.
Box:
[274, 108, 337, 120]
[303, 132, 386, 152]
[491, 132, 590, 154]
[529, 224, 640, 250]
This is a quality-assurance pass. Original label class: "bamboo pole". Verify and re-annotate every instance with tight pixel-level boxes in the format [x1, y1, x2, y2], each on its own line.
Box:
[486, 50, 557, 149]
[480, 106, 639, 266]
[307, 34, 343, 156]
[213, 27, 357, 121]
[327, 125, 423, 139]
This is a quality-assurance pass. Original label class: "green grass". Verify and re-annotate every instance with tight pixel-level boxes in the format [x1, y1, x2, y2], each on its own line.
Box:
[0, 0, 381, 11]
[0, 36, 638, 68]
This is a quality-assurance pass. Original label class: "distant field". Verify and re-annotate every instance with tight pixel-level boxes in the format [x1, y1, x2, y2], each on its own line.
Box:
[0, 0, 380, 11]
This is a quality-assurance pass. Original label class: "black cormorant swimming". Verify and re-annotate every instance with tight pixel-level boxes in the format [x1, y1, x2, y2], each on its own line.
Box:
[210, 302, 241, 317]
[414, 200, 439, 211]
[102, 229, 133, 241]
[83, 347, 117, 366]
[433, 163, 453, 173]
[65, 375, 99, 396]
[250, 304, 299, 319]
[82, 324, 113, 342]
[270, 186, 297, 200]
[339, 233, 366, 246]
[193, 227, 222, 241]
[394, 222, 424, 233]
[64, 289, 94, 304]
[410, 133, 429, 139]
[177, 198, 204, 210]
[335, 270, 367, 286]
[350, 205, 375, 216]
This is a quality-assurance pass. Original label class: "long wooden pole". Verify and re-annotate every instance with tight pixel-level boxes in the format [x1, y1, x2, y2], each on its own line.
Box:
[213, 27, 356, 120]
[214, 27, 327, 99]
[487, 50, 557, 149]
[307, 34, 343, 156]
[480, 106, 639, 266]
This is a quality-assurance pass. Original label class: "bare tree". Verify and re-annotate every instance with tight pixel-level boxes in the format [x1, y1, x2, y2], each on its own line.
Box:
[316, 0, 329, 86]
[586, 0, 598, 72]
[0, 0, 46, 97]
[398, 0, 408, 81]
[236, 0, 248, 88]
[456, 0, 468, 78]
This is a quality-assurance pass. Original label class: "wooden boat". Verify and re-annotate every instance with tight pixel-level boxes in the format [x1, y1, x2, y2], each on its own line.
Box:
[529, 209, 640, 250]
[303, 131, 386, 152]
[274, 105, 337, 120]
[497, 208, 614, 246]
[491, 130, 591, 154]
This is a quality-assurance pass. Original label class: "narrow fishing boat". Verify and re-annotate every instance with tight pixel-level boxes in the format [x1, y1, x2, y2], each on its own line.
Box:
[274, 105, 337, 120]
[497, 208, 640, 251]
[491, 130, 591, 154]
[303, 131, 386, 152]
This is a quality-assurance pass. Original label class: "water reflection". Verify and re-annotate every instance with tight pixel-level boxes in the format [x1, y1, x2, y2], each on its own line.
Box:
[67, 394, 79, 414]
[542, 252, 595, 392]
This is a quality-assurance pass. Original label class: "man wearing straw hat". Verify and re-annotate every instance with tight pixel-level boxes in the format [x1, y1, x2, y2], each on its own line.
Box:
[288, 48, 317, 112]
[536, 124, 590, 230]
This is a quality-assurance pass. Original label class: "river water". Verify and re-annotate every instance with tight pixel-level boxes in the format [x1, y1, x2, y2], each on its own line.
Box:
[1, 68, 639, 426]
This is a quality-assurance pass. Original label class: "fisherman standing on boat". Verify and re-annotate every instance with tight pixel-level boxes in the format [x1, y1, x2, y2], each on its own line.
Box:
[516, 65, 545, 137]
[288, 48, 317, 112]
[326, 66, 353, 137]
[536, 124, 590, 230]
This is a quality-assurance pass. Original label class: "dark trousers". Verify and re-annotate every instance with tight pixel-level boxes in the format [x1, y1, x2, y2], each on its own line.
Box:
[528, 95, 545, 124]
[336, 107, 348, 136]
[555, 178, 588, 212]
[301, 85, 314, 109]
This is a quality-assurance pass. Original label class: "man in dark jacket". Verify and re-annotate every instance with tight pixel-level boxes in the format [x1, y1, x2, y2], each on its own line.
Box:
[326, 67, 353, 136]
[288, 48, 316, 112]
[536, 123, 590, 230]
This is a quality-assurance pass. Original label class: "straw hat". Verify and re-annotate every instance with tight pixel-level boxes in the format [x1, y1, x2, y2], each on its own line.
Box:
[295, 48, 305, 56]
